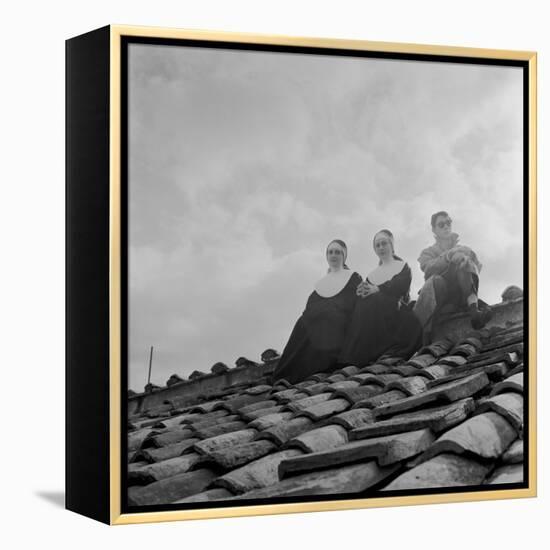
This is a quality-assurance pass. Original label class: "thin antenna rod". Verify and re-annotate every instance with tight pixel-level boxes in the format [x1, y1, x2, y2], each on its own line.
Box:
[147, 346, 154, 386]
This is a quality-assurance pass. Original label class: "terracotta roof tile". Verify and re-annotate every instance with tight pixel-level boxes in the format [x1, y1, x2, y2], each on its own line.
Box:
[382, 453, 490, 490]
[129, 452, 204, 485]
[372, 372, 490, 418]
[286, 424, 349, 453]
[212, 449, 303, 494]
[421, 364, 454, 380]
[242, 405, 285, 421]
[270, 388, 307, 403]
[294, 398, 350, 422]
[337, 365, 361, 377]
[256, 417, 315, 446]
[205, 440, 277, 470]
[438, 355, 469, 367]
[360, 364, 394, 375]
[486, 463, 524, 484]
[245, 384, 273, 395]
[326, 373, 347, 383]
[293, 379, 318, 390]
[407, 354, 438, 369]
[353, 389, 408, 409]
[192, 420, 248, 439]
[128, 428, 155, 452]
[141, 438, 200, 463]
[317, 408, 374, 430]
[235, 461, 400, 499]
[237, 399, 277, 416]
[188, 413, 239, 432]
[216, 392, 272, 413]
[280, 429, 433, 477]
[350, 398, 475, 440]
[490, 372, 524, 397]
[378, 356, 405, 366]
[416, 411, 516, 463]
[474, 392, 523, 437]
[144, 428, 195, 448]
[301, 382, 332, 396]
[386, 376, 429, 396]
[507, 362, 524, 377]
[425, 362, 510, 389]
[284, 393, 332, 412]
[332, 385, 382, 405]
[417, 339, 454, 358]
[193, 428, 257, 456]
[128, 468, 218, 506]
[450, 343, 479, 358]
[501, 439, 523, 464]
[248, 411, 293, 431]
[325, 380, 361, 392]
[390, 365, 430, 377]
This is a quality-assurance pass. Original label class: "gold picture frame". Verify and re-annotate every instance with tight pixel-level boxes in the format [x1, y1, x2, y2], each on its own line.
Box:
[66, 24, 537, 525]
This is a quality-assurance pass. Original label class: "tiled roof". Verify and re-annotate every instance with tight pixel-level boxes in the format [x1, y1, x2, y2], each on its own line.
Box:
[127, 299, 525, 507]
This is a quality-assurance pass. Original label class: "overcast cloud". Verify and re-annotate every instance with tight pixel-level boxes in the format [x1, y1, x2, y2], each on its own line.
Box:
[128, 44, 523, 391]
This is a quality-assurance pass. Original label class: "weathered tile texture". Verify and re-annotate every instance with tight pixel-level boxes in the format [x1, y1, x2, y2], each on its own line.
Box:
[127, 317, 525, 506]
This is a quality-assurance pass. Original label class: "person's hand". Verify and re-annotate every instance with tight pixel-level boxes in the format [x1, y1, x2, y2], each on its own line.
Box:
[450, 251, 467, 264]
[360, 282, 379, 298]
[451, 251, 471, 269]
[356, 281, 367, 297]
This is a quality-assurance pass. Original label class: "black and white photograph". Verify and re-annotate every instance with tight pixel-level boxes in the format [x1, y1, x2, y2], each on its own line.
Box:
[124, 38, 529, 510]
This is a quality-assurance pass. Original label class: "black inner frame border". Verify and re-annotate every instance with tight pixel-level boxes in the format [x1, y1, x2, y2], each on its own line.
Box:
[120, 34, 531, 515]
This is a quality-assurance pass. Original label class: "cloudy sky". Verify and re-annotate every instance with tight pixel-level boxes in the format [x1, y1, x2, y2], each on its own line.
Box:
[127, 43, 523, 391]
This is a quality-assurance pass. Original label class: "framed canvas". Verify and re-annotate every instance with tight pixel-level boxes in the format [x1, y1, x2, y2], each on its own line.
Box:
[66, 25, 537, 525]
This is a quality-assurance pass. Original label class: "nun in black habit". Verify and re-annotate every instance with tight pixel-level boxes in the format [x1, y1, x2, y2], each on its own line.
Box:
[339, 230, 422, 367]
[272, 240, 362, 384]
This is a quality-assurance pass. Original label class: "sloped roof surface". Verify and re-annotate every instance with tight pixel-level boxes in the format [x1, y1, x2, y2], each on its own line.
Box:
[127, 316, 525, 507]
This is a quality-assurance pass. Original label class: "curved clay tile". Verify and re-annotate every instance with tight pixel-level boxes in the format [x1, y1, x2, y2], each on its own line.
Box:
[129, 452, 204, 484]
[242, 405, 285, 421]
[317, 408, 374, 430]
[386, 376, 429, 396]
[381, 453, 490, 490]
[294, 398, 350, 422]
[280, 428, 434, 478]
[237, 461, 400, 499]
[128, 468, 218, 506]
[350, 398, 475, 440]
[407, 353, 438, 369]
[414, 411, 517, 463]
[205, 439, 277, 470]
[353, 389, 408, 410]
[248, 411, 293, 431]
[372, 372, 490, 419]
[501, 439, 523, 464]
[489, 372, 524, 397]
[141, 438, 200, 463]
[486, 463, 524, 484]
[474, 392, 523, 437]
[284, 393, 331, 413]
[256, 416, 315, 446]
[193, 420, 248, 440]
[212, 449, 304, 494]
[193, 428, 257, 456]
[237, 399, 278, 417]
[286, 424, 348, 454]
[332, 385, 382, 405]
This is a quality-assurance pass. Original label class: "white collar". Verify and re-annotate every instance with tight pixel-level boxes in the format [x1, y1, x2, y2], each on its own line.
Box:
[314, 269, 354, 298]
[367, 260, 405, 285]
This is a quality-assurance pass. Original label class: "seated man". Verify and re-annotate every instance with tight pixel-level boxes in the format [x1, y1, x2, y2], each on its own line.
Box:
[413, 211, 492, 342]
